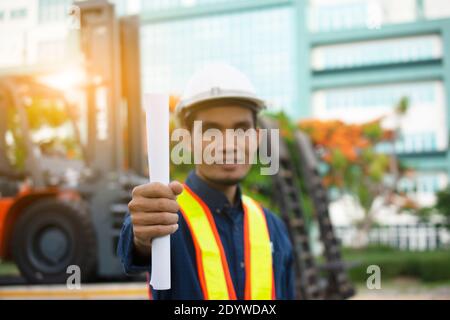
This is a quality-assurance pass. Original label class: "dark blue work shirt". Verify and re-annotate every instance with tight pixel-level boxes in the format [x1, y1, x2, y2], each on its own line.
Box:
[117, 170, 296, 300]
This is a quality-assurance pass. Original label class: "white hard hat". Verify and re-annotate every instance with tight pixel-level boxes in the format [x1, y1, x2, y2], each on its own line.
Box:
[176, 62, 266, 121]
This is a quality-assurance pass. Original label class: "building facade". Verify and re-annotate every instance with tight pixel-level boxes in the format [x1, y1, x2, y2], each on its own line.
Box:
[0, 0, 138, 69]
[0, 0, 74, 68]
[303, 0, 450, 207]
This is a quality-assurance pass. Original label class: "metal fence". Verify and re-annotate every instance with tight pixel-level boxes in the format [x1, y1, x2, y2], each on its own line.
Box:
[335, 224, 450, 251]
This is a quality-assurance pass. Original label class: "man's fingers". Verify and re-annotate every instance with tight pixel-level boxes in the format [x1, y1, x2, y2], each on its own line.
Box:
[134, 224, 179, 240]
[169, 180, 184, 196]
[130, 181, 182, 247]
[128, 197, 179, 213]
[131, 212, 179, 226]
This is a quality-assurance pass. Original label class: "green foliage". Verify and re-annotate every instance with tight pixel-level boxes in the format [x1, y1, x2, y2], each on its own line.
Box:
[417, 186, 450, 227]
[0, 261, 20, 276]
[5, 96, 75, 171]
[331, 149, 347, 170]
[343, 246, 450, 282]
[367, 153, 389, 183]
[396, 97, 410, 115]
[26, 98, 69, 130]
[6, 105, 27, 170]
[434, 187, 450, 220]
[362, 121, 384, 142]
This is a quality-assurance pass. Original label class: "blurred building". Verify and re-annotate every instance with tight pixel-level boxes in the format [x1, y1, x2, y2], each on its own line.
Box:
[0, 0, 139, 69]
[0, 0, 74, 68]
[305, 0, 450, 208]
[1, 0, 450, 208]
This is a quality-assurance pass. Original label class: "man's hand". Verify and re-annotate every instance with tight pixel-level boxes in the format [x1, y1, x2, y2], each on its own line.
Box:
[128, 181, 184, 260]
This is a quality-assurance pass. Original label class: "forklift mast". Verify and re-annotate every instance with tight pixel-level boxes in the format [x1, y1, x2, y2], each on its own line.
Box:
[119, 15, 145, 176]
[76, 0, 122, 175]
[75, 0, 144, 177]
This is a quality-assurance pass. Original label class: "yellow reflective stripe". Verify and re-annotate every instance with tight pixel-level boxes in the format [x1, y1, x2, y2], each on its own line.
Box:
[177, 188, 231, 300]
[242, 195, 273, 300]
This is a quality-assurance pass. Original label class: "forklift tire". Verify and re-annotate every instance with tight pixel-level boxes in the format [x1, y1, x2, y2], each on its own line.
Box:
[11, 198, 97, 284]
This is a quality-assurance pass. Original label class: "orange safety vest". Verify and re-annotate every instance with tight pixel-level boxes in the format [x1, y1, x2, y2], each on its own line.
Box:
[177, 184, 275, 300]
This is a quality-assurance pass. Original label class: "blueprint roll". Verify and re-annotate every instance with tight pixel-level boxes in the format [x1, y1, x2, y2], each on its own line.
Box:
[144, 93, 171, 290]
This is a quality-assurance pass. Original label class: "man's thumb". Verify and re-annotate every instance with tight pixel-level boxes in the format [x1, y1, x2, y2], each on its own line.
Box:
[169, 180, 184, 196]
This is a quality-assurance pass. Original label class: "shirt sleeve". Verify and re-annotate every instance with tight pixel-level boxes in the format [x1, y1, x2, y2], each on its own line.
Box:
[117, 213, 151, 274]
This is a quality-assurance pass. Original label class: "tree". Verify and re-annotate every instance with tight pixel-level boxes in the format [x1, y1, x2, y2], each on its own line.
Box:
[419, 186, 450, 229]
[6, 94, 80, 171]
[298, 98, 416, 246]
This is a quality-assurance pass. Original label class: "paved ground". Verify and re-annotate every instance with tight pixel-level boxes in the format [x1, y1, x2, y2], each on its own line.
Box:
[351, 279, 450, 300]
[352, 288, 450, 300]
[1, 280, 449, 300]
[0, 282, 149, 300]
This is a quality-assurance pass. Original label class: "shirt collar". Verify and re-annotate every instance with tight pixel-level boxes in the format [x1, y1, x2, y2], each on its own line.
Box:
[184, 170, 242, 215]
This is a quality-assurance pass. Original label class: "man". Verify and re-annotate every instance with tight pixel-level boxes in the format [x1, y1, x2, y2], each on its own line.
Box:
[117, 63, 295, 300]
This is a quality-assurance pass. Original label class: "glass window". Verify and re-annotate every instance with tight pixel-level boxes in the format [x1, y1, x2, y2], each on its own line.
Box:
[140, 6, 297, 113]
[308, 0, 417, 33]
[424, 0, 450, 20]
[38, 0, 70, 24]
[140, 0, 274, 12]
[312, 35, 443, 71]
[10, 8, 27, 19]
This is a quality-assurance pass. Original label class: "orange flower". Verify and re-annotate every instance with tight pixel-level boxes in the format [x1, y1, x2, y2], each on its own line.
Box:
[169, 95, 180, 113]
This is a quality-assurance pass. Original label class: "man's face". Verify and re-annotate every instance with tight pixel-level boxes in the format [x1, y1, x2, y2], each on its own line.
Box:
[190, 105, 258, 186]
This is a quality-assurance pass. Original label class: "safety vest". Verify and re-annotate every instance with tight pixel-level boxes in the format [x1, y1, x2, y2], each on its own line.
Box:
[177, 184, 275, 300]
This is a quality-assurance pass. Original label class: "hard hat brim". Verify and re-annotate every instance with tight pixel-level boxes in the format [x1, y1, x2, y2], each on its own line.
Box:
[176, 90, 266, 120]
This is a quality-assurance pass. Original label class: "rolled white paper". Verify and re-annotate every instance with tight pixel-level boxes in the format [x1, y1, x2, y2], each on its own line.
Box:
[144, 93, 171, 290]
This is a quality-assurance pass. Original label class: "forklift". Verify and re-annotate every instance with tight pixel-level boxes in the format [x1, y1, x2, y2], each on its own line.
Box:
[0, 1, 145, 283]
[0, 0, 354, 298]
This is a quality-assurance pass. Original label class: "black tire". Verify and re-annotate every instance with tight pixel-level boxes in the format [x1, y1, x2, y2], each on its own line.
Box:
[11, 198, 97, 284]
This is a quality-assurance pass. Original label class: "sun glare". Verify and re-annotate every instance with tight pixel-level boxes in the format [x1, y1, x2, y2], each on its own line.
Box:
[38, 67, 86, 91]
